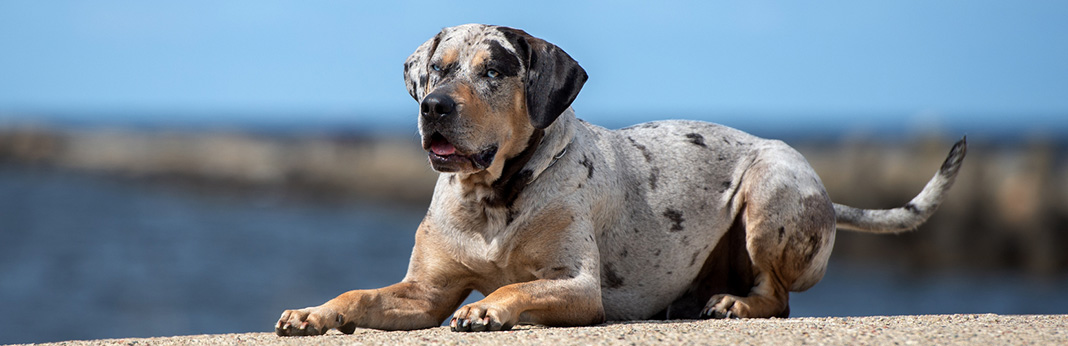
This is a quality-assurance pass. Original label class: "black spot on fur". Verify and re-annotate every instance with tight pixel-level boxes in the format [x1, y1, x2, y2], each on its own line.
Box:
[620, 248, 629, 258]
[654, 249, 661, 256]
[803, 234, 821, 263]
[417, 74, 428, 93]
[904, 203, 921, 214]
[940, 137, 967, 175]
[649, 167, 660, 190]
[689, 251, 700, 267]
[603, 263, 624, 289]
[580, 155, 594, 179]
[549, 266, 576, 279]
[506, 208, 520, 225]
[663, 208, 685, 231]
[485, 40, 522, 77]
[448, 175, 456, 184]
[627, 137, 654, 162]
[498, 27, 529, 61]
[719, 181, 731, 193]
[685, 133, 707, 147]
[778, 226, 786, 242]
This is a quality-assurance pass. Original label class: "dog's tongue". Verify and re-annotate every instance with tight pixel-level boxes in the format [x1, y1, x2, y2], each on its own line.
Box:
[431, 141, 456, 156]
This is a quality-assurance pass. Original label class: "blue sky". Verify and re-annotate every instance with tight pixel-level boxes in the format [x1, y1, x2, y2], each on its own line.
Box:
[1, 1, 1066, 134]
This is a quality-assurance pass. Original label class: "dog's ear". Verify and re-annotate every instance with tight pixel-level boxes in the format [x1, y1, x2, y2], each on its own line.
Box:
[501, 28, 588, 129]
[404, 31, 443, 101]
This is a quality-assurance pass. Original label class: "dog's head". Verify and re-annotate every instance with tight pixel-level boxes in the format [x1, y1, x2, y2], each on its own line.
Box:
[404, 24, 587, 175]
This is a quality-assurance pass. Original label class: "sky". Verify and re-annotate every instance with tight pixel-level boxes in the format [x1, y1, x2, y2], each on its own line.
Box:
[1, 1, 1067, 134]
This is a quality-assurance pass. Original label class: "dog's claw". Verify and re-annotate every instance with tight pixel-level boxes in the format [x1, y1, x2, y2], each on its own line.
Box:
[452, 318, 471, 332]
[452, 303, 515, 332]
[471, 317, 488, 332]
[703, 294, 742, 320]
[275, 306, 339, 336]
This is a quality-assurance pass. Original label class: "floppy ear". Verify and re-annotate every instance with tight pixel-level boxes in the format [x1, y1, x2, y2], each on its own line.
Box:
[502, 28, 588, 129]
[403, 32, 442, 101]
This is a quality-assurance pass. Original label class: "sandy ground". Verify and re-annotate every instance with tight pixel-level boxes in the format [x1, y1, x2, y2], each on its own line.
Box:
[14, 314, 1066, 346]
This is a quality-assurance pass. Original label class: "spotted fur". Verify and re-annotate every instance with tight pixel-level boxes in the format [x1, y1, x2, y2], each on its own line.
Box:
[276, 24, 967, 336]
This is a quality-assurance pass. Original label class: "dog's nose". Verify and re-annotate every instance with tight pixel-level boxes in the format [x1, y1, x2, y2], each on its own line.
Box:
[421, 92, 456, 118]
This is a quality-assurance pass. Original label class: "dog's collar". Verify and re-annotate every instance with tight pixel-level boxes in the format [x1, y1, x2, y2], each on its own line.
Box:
[483, 110, 577, 208]
[527, 137, 573, 186]
[483, 130, 572, 209]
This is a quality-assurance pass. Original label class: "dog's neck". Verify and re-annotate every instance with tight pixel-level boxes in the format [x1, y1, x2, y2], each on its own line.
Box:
[456, 108, 577, 209]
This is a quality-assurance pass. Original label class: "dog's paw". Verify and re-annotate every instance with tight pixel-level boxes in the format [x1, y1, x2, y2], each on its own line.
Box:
[450, 302, 516, 332]
[700, 294, 747, 319]
[275, 306, 350, 336]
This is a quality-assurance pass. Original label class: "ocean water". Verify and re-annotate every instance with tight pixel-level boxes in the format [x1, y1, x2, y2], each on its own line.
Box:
[1, 166, 1065, 344]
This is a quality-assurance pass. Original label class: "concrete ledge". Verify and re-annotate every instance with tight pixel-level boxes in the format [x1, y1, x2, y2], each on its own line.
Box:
[14, 314, 1066, 346]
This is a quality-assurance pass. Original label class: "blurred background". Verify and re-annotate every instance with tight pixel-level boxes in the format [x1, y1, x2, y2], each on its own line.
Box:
[2, 1, 1067, 344]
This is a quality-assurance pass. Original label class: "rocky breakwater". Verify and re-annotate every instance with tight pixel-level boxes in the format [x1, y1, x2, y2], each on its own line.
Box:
[2, 126, 1066, 274]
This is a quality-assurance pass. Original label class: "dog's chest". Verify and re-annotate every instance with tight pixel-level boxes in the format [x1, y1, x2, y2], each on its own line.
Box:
[437, 206, 523, 273]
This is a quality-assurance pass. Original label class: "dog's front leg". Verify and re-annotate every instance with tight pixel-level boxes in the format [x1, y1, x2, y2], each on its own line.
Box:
[276, 280, 470, 336]
[276, 221, 472, 336]
[449, 275, 604, 332]
[450, 224, 605, 332]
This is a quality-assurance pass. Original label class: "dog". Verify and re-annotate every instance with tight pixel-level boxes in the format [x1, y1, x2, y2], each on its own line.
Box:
[276, 23, 966, 335]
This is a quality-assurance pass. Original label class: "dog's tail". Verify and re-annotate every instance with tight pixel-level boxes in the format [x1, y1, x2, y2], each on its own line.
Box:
[833, 137, 967, 234]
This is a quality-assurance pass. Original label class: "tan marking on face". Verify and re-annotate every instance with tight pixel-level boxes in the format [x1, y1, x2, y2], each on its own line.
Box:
[490, 86, 535, 167]
[452, 82, 491, 131]
[470, 49, 490, 71]
[451, 79, 535, 180]
[487, 87, 536, 179]
[440, 48, 459, 67]
[508, 88, 529, 135]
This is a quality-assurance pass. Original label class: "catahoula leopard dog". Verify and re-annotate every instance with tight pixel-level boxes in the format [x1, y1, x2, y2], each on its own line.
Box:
[276, 23, 966, 335]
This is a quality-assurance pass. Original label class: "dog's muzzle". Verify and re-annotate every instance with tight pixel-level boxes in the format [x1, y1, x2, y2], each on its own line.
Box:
[420, 92, 498, 172]
[426, 132, 498, 171]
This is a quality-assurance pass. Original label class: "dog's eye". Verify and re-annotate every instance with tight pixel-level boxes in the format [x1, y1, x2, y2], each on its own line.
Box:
[485, 69, 499, 78]
[431, 64, 443, 72]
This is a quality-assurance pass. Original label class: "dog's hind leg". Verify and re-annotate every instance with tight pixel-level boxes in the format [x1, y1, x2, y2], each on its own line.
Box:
[701, 145, 836, 319]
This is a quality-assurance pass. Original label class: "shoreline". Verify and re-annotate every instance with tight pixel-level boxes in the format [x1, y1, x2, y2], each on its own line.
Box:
[12, 314, 1066, 346]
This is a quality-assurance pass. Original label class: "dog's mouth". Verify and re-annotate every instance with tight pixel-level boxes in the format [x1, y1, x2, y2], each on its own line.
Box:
[426, 132, 498, 172]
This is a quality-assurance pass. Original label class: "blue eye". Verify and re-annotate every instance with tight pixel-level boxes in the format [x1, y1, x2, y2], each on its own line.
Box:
[485, 69, 499, 78]
[431, 64, 443, 72]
